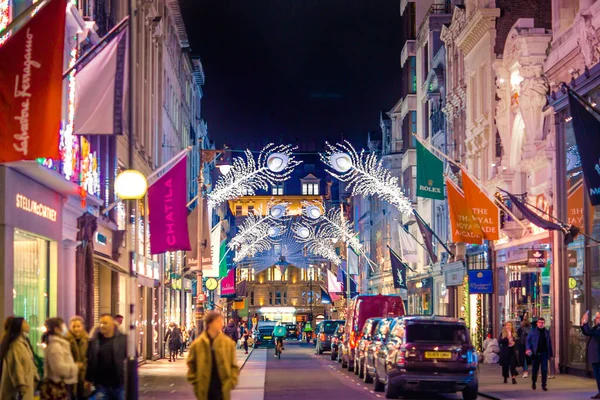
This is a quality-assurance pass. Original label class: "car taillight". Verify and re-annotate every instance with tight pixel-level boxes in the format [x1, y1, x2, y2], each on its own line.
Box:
[397, 355, 406, 367]
[350, 331, 362, 348]
[463, 350, 478, 368]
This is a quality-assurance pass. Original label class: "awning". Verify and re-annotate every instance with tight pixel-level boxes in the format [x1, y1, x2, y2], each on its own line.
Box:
[94, 253, 129, 275]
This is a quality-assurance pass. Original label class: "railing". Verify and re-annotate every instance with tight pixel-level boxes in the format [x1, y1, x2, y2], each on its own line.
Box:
[430, 109, 445, 134]
[417, 3, 453, 37]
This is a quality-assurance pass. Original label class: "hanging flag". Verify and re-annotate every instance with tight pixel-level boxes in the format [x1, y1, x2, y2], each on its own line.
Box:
[461, 169, 500, 240]
[347, 246, 359, 275]
[337, 267, 358, 295]
[220, 267, 236, 298]
[413, 210, 438, 264]
[389, 248, 407, 290]
[416, 140, 444, 200]
[219, 239, 228, 279]
[187, 202, 215, 273]
[321, 287, 332, 304]
[501, 189, 563, 231]
[397, 222, 418, 263]
[567, 180, 592, 228]
[236, 279, 248, 298]
[73, 29, 128, 135]
[327, 269, 343, 293]
[446, 178, 483, 244]
[204, 221, 221, 277]
[148, 156, 191, 254]
[0, 0, 66, 162]
[567, 90, 600, 205]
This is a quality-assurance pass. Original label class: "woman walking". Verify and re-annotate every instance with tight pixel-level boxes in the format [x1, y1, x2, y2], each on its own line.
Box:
[499, 321, 519, 384]
[40, 318, 80, 400]
[0, 317, 39, 400]
[518, 316, 532, 378]
[65, 316, 89, 399]
[165, 323, 182, 362]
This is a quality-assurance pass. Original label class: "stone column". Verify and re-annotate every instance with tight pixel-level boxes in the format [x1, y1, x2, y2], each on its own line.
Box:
[61, 239, 80, 320]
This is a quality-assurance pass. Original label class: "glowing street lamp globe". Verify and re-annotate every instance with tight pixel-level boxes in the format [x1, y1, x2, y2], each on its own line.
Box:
[305, 205, 322, 220]
[218, 164, 232, 175]
[329, 152, 352, 173]
[270, 204, 286, 219]
[296, 226, 310, 239]
[268, 226, 280, 238]
[115, 170, 148, 200]
[266, 153, 290, 173]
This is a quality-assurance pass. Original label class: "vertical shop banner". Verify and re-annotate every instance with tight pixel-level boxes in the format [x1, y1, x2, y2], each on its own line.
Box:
[416, 140, 445, 199]
[321, 287, 332, 304]
[461, 169, 499, 240]
[389, 248, 407, 290]
[0, 0, 66, 162]
[328, 270, 343, 293]
[446, 178, 483, 244]
[236, 279, 248, 298]
[468, 270, 493, 294]
[567, 180, 592, 229]
[347, 246, 359, 275]
[413, 210, 438, 264]
[567, 91, 600, 205]
[219, 239, 228, 279]
[203, 222, 221, 278]
[220, 267, 236, 298]
[148, 156, 191, 254]
[397, 222, 418, 263]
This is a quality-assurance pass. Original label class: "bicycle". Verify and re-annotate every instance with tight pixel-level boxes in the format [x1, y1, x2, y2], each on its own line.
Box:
[275, 338, 283, 359]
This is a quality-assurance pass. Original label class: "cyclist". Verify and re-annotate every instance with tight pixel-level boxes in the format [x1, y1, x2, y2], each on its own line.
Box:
[273, 323, 286, 357]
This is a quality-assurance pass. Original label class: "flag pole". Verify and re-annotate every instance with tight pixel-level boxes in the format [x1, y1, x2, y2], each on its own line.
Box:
[146, 146, 192, 184]
[0, 0, 51, 41]
[413, 209, 454, 257]
[561, 82, 600, 116]
[394, 218, 429, 252]
[387, 245, 415, 272]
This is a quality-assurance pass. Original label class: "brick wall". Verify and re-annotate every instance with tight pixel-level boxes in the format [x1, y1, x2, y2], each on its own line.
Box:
[494, 0, 552, 55]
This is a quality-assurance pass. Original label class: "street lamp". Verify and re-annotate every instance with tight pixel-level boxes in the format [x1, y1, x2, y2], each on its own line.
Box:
[305, 205, 322, 220]
[217, 146, 232, 175]
[329, 152, 353, 173]
[266, 152, 290, 172]
[115, 170, 148, 199]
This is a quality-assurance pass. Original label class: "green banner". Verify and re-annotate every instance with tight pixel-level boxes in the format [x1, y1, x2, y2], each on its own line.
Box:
[416, 140, 444, 200]
[219, 239, 228, 279]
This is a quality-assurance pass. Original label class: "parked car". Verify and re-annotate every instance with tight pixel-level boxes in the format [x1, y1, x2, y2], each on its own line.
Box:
[253, 321, 277, 348]
[285, 324, 298, 339]
[354, 317, 383, 377]
[363, 317, 395, 384]
[316, 320, 345, 354]
[373, 316, 478, 400]
[341, 294, 406, 372]
[331, 325, 346, 361]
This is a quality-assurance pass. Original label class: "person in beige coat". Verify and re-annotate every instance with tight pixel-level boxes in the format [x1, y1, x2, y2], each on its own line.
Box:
[65, 316, 89, 399]
[42, 318, 80, 399]
[0, 317, 39, 400]
[187, 312, 239, 400]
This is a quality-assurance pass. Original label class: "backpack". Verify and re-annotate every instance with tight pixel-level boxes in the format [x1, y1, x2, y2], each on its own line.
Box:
[274, 326, 286, 337]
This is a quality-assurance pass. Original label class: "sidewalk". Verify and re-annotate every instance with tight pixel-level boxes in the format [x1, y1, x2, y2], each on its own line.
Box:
[139, 347, 253, 399]
[231, 349, 267, 400]
[478, 363, 598, 399]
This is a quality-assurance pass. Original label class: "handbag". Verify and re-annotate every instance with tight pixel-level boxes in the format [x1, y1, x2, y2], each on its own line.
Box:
[39, 379, 69, 400]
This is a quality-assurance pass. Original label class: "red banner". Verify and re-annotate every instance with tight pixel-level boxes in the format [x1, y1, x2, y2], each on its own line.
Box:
[447, 178, 483, 245]
[461, 169, 500, 241]
[0, 0, 66, 162]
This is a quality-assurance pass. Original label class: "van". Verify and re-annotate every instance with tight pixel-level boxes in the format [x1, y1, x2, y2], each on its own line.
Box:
[341, 294, 405, 371]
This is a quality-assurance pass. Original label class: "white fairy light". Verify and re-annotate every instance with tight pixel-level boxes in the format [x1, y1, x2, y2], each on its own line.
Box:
[301, 202, 362, 252]
[321, 141, 413, 214]
[208, 144, 302, 207]
[293, 223, 342, 266]
[228, 202, 289, 251]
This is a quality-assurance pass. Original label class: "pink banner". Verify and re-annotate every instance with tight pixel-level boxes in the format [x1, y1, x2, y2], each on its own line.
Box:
[221, 267, 236, 298]
[148, 156, 191, 254]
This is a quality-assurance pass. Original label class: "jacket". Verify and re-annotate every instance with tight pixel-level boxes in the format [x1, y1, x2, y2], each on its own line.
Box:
[43, 335, 79, 384]
[65, 330, 88, 383]
[526, 327, 553, 358]
[224, 323, 239, 342]
[165, 328, 182, 351]
[582, 323, 600, 364]
[0, 336, 39, 400]
[498, 333, 519, 367]
[186, 331, 239, 400]
[85, 330, 127, 388]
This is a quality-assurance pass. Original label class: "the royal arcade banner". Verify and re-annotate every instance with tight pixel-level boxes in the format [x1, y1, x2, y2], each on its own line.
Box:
[446, 178, 483, 244]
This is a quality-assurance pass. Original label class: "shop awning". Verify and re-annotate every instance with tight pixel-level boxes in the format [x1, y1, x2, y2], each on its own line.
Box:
[94, 253, 129, 275]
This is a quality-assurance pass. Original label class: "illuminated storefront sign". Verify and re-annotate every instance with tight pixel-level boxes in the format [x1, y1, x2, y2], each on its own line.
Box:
[16, 194, 58, 222]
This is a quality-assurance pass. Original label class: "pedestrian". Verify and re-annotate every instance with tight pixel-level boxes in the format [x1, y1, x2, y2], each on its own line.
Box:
[188, 323, 197, 343]
[242, 323, 249, 354]
[65, 316, 89, 399]
[518, 316, 532, 378]
[186, 311, 239, 400]
[86, 313, 127, 400]
[526, 317, 553, 391]
[499, 321, 519, 384]
[581, 310, 600, 399]
[40, 317, 79, 400]
[224, 319, 239, 342]
[0, 317, 39, 400]
[165, 323, 182, 362]
[180, 325, 188, 356]
[114, 314, 126, 335]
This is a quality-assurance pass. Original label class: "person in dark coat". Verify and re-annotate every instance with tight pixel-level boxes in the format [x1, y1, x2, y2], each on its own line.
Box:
[582, 311, 600, 399]
[517, 316, 532, 378]
[223, 319, 239, 342]
[526, 317, 553, 392]
[165, 323, 182, 362]
[499, 321, 519, 384]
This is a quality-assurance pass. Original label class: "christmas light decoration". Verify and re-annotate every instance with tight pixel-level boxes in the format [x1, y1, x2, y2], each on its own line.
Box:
[475, 294, 483, 352]
[321, 141, 413, 214]
[301, 201, 362, 252]
[462, 273, 470, 328]
[293, 223, 342, 265]
[228, 202, 289, 251]
[208, 144, 301, 207]
[0, 0, 9, 33]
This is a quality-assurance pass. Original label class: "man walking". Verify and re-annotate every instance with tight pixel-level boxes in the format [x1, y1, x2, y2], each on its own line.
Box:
[526, 317, 553, 392]
[224, 319, 239, 342]
[581, 311, 600, 398]
[187, 312, 239, 400]
[86, 314, 127, 399]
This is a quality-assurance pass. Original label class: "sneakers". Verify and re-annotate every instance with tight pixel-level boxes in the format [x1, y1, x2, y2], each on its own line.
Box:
[523, 371, 529, 378]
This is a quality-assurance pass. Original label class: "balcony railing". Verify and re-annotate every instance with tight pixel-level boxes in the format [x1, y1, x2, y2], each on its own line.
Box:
[417, 3, 453, 38]
[430, 109, 445, 134]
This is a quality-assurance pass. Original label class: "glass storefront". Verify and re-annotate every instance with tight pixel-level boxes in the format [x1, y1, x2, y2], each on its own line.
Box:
[407, 277, 433, 315]
[13, 230, 52, 357]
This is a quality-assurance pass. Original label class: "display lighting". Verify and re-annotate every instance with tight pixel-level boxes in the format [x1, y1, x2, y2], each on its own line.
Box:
[321, 141, 413, 214]
[208, 144, 301, 207]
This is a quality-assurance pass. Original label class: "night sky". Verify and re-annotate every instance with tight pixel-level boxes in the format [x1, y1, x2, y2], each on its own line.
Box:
[179, 0, 402, 150]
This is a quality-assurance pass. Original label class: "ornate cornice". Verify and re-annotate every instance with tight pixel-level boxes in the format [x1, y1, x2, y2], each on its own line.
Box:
[456, 8, 501, 55]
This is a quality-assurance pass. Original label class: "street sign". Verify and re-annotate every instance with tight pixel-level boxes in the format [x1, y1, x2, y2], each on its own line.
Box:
[527, 250, 548, 268]
[197, 293, 206, 302]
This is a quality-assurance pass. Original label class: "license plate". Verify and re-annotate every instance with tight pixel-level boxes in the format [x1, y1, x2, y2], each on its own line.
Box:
[425, 351, 452, 359]
[264, 336, 272, 339]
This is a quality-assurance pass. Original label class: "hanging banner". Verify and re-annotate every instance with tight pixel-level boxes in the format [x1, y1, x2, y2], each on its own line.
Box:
[413, 210, 438, 264]
[397, 222, 418, 263]
[389, 248, 407, 289]
[148, 156, 191, 254]
[186, 202, 214, 272]
[202, 221, 220, 277]
[567, 91, 600, 206]
[0, 0, 66, 162]
[220, 267, 236, 298]
[567, 180, 592, 229]
[461, 169, 499, 240]
[416, 140, 445, 200]
[347, 246, 359, 275]
[219, 239, 228, 279]
[447, 178, 483, 244]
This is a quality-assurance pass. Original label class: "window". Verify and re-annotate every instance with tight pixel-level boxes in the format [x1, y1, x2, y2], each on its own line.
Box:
[269, 292, 273, 305]
[247, 205, 255, 215]
[409, 57, 417, 94]
[275, 291, 282, 305]
[403, 168, 415, 201]
[302, 266, 318, 281]
[302, 183, 319, 195]
[410, 111, 417, 147]
[235, 205, 242, 216]
[272, 184, 284, 195]
[250, 291, 254, 306]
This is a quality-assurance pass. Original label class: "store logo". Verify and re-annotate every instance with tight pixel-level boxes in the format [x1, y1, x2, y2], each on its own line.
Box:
[15, 193, 57, 222]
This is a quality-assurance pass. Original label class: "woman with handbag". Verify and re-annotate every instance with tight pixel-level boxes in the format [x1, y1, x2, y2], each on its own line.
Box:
[0, 317, 39, 400]
[499, 321, 520, 384]
[65, 316, 89, 399]
[40, 318, 80, 400]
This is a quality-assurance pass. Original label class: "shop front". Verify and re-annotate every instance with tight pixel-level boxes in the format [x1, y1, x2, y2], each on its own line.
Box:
[444, 261, 465, 318]
[407, 276, 433, 315]
[0, 166, 63, 357]
[466, 245, 493, 352]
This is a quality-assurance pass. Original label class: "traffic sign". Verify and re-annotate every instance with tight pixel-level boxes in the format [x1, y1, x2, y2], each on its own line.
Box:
[197, 293, 206, 302]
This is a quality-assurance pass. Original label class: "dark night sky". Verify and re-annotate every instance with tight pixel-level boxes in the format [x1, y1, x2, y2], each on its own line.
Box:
[179, 0, 402, 150]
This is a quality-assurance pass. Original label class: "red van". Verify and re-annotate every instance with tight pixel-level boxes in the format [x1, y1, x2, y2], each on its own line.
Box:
[341, 294, 405, 371]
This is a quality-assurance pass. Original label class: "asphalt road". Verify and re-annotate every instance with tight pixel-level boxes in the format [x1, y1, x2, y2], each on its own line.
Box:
[264, 341, 472, 400]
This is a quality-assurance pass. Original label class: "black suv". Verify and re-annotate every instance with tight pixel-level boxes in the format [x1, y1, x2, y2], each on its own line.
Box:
[373, 316, 478, 400]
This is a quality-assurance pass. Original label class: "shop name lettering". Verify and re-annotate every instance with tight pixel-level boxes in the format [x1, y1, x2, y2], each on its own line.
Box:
[162, 177, 177, 246]
[470, 283, 491, 290]
[456, 210, 497, 233]
[15, 194, 57, 222]
[13, 29, 41, 156]
[419, 184, 441, 194]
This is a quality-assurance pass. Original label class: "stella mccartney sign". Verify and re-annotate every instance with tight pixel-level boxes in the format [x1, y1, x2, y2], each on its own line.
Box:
[15, 193, 57, 222]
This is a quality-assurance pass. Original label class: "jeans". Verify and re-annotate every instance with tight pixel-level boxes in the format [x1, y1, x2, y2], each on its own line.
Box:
[593, 363, 600, 393]
[531, 352, 549, 387]
[92, 386, 124, 400]
[522, 354, 529, 372]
